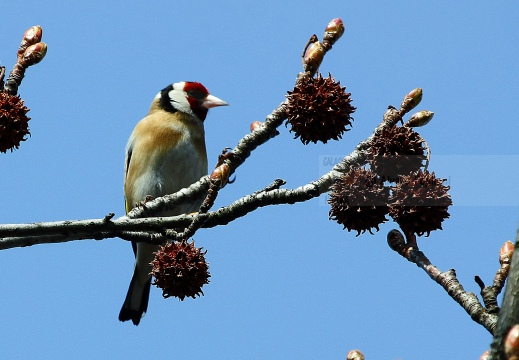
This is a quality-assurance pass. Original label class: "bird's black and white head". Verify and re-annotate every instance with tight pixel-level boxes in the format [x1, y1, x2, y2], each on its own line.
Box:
[156, 81, 228, 122]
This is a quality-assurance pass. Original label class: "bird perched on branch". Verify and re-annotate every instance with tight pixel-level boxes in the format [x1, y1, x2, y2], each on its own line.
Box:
[119, 81, 228, 325]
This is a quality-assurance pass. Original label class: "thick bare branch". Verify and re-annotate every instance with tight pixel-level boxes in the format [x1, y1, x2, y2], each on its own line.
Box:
[488, 228, 519, 360]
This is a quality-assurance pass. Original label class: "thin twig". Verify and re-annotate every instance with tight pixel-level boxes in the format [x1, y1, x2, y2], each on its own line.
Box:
[387, 229, 498, 334]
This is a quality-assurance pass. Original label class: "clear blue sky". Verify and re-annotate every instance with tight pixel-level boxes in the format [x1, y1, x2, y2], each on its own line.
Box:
[1, 2, 518, 359]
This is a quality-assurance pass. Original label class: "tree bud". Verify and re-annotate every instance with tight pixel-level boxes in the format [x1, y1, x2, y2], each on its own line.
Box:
[303, 40, 325, 72]
[18, 26, 43, 61]
[210, 163, 231, 188]
[21, 42, 47, 67]
[346, 349, 365, 360]
[387, 229, 405, 252]
[250, 121, 263, 132]
[323, 18, 345, 49]
[505, 325, 519, 359]
[400, 88, 423, 114]
[405, 110, 434, 127]
[500, 241, 515, 265]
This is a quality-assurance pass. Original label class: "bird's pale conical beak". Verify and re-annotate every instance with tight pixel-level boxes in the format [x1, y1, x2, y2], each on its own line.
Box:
[202, 94, 228, 109]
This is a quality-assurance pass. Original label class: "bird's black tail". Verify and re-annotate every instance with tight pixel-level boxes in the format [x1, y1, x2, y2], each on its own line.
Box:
[118, 274, 152, 326]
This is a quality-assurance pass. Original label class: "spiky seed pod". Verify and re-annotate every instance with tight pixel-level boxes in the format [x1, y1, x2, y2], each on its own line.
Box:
[151, 240, 210, 300]
[389, 170, 452, 236]
[0, 92, 31, 153]
[286, 73, 355, 145]
[368, 125, 426, 182]
[329, 167, 390, 236]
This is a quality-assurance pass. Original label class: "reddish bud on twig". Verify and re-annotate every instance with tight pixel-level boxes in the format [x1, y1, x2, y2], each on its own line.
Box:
[21, 42, 47, 67]
[400, 88, 423, 115]
[6, 26, 47, 95]
[17, 25, 43, 62]
[303, 38, 325, 73]
[323, 18, 345, 50]
[405, 110, 434, 128]
[250, 121, 263, 132]
[500, 241, 515, 266]
[210, 163, 231, 188]
[505, 325, 519, 360]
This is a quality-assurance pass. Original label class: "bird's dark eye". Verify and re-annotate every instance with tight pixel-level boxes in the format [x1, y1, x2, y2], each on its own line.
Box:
[187, 90, 205, 100]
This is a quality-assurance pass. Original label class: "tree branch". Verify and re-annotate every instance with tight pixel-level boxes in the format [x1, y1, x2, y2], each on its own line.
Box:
[488, 227, 519, 359]
[387, 229, 498, 334]
[0, 100, 407, 250]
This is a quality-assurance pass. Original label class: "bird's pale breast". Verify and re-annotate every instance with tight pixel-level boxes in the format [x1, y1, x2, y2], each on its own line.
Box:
[125, 110, 208, 216]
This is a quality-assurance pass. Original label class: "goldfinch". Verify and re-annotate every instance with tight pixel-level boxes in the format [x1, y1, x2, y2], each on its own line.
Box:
[119, 81, 228, 325]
